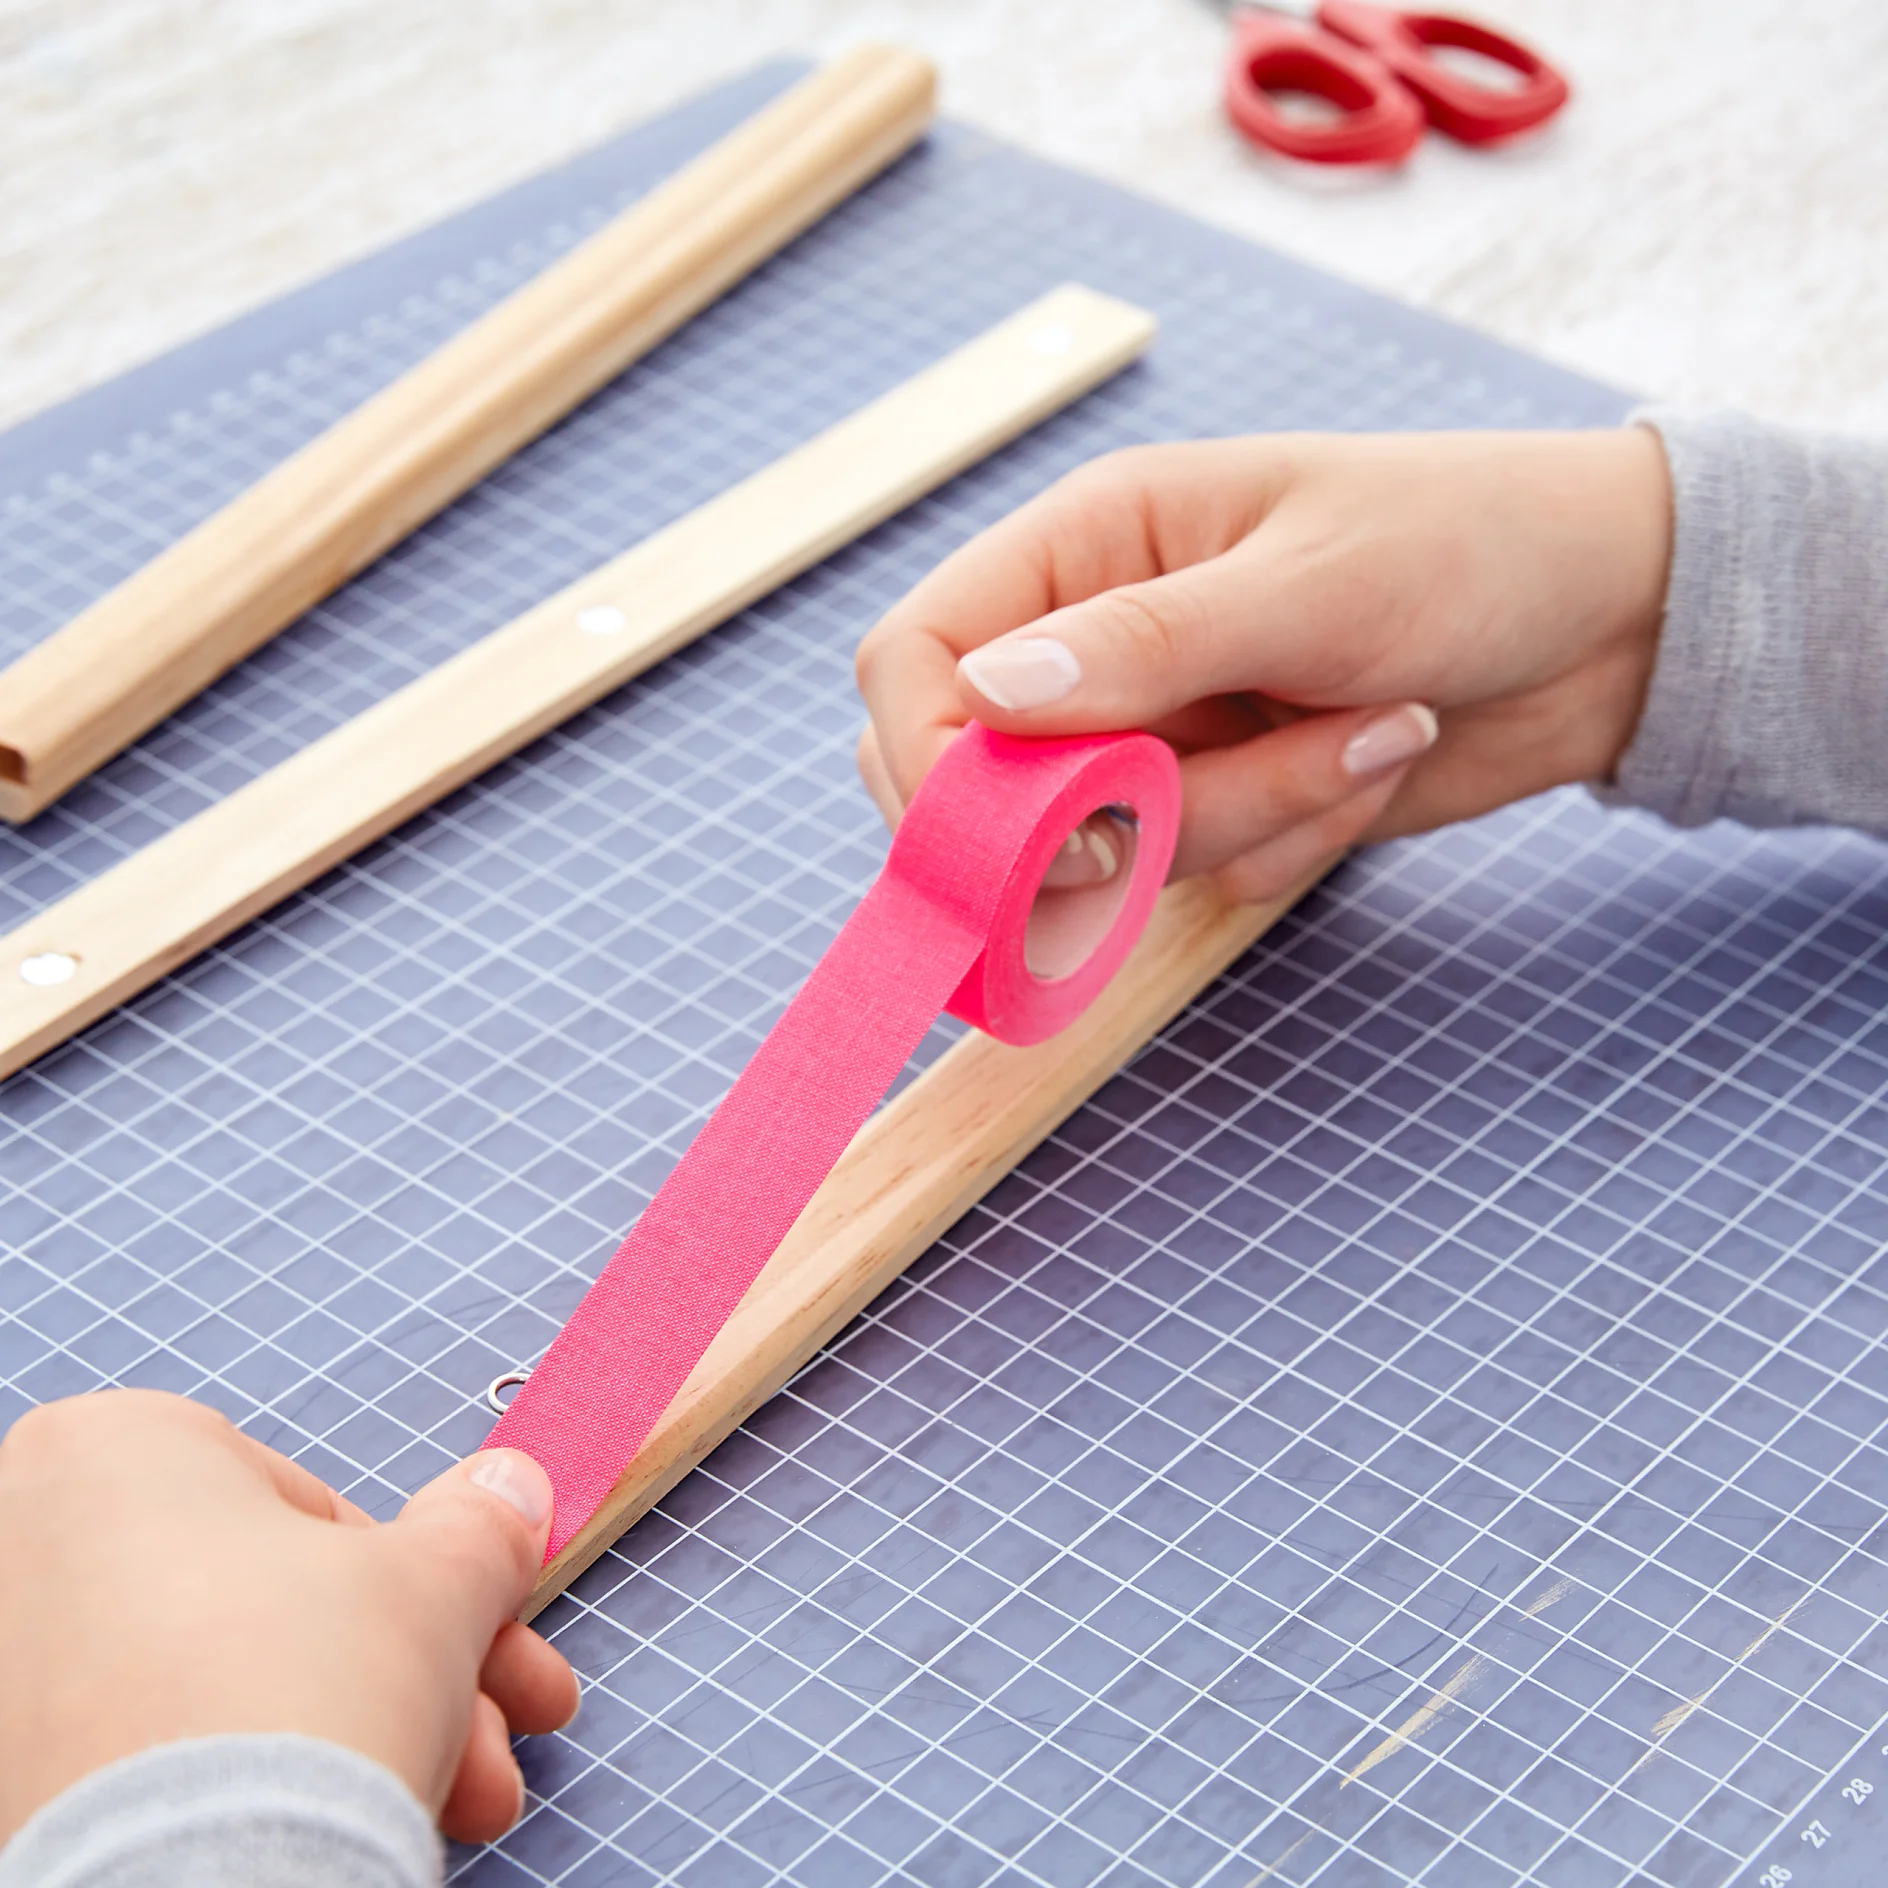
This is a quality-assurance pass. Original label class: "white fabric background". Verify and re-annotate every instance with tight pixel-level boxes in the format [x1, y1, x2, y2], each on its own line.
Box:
[2, 0, 1883, 435]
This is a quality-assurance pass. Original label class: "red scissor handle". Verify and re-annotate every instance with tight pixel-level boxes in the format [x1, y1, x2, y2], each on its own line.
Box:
[1318, 1, 1569, 145]
[1223, 11, 1426, 166]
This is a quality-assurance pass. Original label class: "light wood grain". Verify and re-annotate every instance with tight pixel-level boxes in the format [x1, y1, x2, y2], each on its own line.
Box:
[0, 43, 938, 823]
[523, 868, 1314, 1617]
[0, 285, 1155, 1081]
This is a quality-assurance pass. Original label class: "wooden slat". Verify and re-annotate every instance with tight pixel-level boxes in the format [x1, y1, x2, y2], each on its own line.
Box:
[0, 285, 1157, 1080]
[0, 45, 938, 821]
[524, 869, 1317, 1617]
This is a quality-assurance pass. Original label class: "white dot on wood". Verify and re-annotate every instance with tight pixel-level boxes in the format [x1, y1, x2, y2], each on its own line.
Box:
[20, 952, 78, 986]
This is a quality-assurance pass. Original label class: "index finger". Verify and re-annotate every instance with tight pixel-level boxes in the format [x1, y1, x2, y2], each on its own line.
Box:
[855, 457, 1173, 806]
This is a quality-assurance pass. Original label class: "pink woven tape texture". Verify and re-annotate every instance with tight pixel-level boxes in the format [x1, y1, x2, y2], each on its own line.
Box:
[486, 724, 1182, 1558]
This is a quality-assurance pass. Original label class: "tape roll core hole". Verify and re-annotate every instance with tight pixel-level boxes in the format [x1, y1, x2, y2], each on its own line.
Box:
[1025, 806, 1140, 981]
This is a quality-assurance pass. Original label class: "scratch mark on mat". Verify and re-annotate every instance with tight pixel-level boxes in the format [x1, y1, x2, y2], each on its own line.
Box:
[1342, 1654, 1488, 1787]
[1248, 1830, 1315, 1884]
[1633, 1592, 1811, 1773]
[1521, 1576, 1575, 1617]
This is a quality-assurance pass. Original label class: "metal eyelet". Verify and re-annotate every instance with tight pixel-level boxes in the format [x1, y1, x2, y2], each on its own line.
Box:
[483, 1369, 531, 1416]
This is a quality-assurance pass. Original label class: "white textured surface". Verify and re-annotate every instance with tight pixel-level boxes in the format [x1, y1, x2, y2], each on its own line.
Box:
[3, 0, 1885, 434]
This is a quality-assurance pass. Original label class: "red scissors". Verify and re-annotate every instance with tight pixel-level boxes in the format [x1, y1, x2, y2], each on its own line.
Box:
[1219, 1, 1569, 166]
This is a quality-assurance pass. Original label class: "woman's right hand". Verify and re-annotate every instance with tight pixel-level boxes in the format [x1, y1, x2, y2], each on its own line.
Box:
[856, 428, 1673, 902]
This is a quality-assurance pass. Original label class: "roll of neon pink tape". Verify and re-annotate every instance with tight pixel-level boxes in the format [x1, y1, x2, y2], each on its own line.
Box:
[487, 723, 1182, 1558]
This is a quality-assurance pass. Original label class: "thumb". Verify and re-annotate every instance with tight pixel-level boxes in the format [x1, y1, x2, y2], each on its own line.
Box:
[954, 546, 1322, 735]
[384, 1448, 553, 1635]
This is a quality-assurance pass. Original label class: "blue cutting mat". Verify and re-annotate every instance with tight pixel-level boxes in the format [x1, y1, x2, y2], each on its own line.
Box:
[5, 60, 1888, 1888]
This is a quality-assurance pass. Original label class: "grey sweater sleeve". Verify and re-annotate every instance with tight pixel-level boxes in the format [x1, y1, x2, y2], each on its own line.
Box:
[1605, 408, 1888, 831]
[0, 1736, 441, 1888]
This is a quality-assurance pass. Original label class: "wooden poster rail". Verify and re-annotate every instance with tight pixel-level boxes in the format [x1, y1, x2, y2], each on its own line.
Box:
[0, 285, 1157, 1079]
[525, 870, 1315, 1615]
[0, 45, 938, 820]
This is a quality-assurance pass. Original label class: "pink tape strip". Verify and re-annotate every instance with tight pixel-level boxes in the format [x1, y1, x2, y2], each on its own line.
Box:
[487, 724, 1181, 1558]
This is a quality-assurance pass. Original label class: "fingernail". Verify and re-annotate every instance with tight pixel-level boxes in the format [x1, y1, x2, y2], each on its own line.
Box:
[959, 636, 1082, 713]
[1041, 818, 1120, 888]
[1341, 703, 1439, 777]
[468, 1449, 553, 1529]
